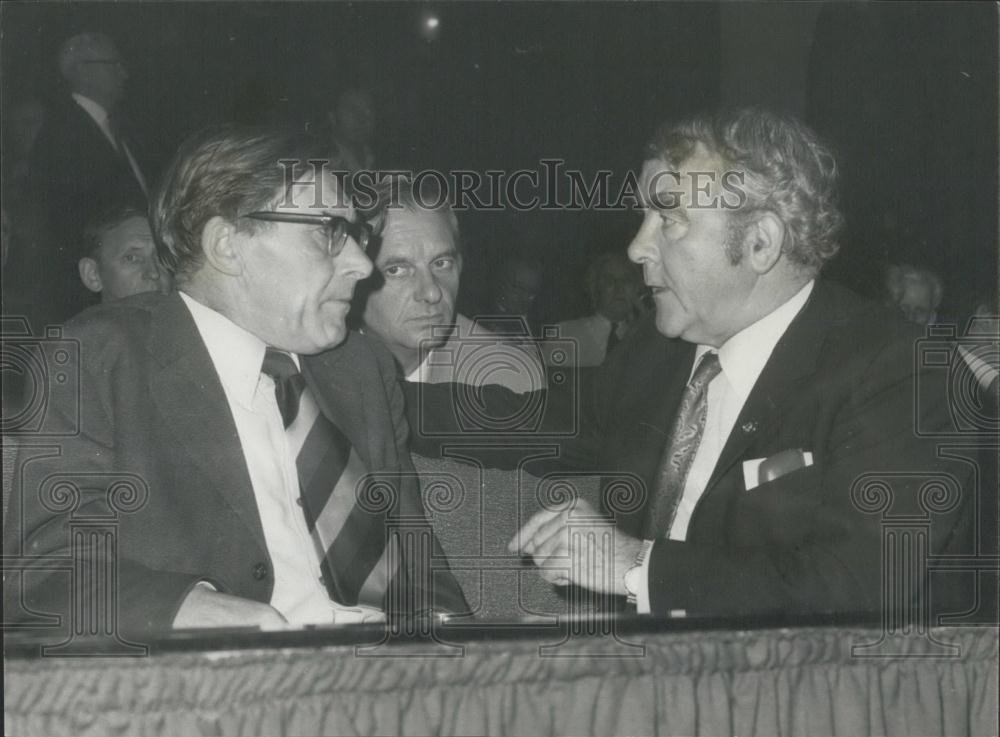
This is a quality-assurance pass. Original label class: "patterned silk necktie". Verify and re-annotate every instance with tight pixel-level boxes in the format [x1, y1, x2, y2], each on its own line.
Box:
[644, 351, 722, 538]
[261, 348, 397, 608]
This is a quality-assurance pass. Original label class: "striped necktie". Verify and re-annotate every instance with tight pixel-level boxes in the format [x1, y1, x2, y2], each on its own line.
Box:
[643, 351, 722, 538]
[261, 348, 398, 609]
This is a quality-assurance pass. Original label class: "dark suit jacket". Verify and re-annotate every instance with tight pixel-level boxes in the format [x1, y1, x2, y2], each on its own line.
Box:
[595, 280, 976, 617]
[4, 291, 467, 634]
[24, 96, 150, 325]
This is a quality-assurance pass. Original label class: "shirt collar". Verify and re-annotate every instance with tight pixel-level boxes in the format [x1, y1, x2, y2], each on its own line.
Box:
[405, 353, 430, 382]
[694, 280, 815, 402]
[71, 93, 110, 125]
[179, 291, 299, 409]
[403, 315, 466, 382]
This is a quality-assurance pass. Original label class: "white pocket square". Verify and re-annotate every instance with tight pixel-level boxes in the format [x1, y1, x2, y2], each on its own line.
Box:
[743, 449, 814, 491]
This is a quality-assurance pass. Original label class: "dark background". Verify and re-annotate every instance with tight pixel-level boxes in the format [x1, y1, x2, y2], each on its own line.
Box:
[2, 1, 996, 322]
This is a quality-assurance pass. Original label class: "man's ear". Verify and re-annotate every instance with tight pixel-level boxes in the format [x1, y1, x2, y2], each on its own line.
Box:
[744, 210, 786, 274]
[78, 257, 103, 294]
[200, 216, 243, 276]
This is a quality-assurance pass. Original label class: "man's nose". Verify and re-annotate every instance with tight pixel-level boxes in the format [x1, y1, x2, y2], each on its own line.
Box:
[142, 258, 161, 281]
[338, 238, 373, 280]
[627, 217, 657, 265]
[415, 271, 443, 304]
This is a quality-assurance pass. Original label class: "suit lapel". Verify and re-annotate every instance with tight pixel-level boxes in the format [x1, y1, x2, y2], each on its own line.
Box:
[67, 99, 119, 156]
[67, 99, 148, 196]
[610, 334, 695, 533]
[302, 334, 389, 473]
[148, 293, 266, 546]
[700, 282, 838, 499]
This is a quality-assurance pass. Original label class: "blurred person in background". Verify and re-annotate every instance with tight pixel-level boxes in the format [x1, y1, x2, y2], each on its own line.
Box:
[327, 87, 376, 174]
[27, 31, 151, 326]
[480, 252, 545, 337]
[542, 250, 647, 367]
[884, 263, 944, 326]
[2, 99, 46, 195]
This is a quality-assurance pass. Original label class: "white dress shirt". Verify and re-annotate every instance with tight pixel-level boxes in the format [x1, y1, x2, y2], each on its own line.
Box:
[180, 292, 381, 625]
[72, 92, 148, 195]
[405, 313, 547, 393]
[635, 280, 815, 613]
[542, 312, 625, 368]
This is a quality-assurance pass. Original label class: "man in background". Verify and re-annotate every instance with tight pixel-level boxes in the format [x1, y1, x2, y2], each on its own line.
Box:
[884, 263, 944, 326]
[327, 87, 376, 174]
[482, 253, 545, 337]
[77, 206, 170, 303]
[542, 250, 647, 368]
[356, 178, 546, 394]
[26, 31, 150, 326]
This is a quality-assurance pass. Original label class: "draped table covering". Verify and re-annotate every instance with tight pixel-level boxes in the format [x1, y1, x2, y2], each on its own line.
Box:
[4, 624, 997, 737]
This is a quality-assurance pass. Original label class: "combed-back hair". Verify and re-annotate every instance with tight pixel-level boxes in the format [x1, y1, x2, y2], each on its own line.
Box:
[358, 174, 459, 246]
[150, 124, 327, 279]
[81, 204, 148, 258]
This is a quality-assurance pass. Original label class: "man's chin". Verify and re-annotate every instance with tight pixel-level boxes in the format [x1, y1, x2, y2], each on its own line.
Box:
[654, 314, 685, 340]
[412, 335, 450, 356]
[294, 326, 349, 356]
[412, 323, 454, 349]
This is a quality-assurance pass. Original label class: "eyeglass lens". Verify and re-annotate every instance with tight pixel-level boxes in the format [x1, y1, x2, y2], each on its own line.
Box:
[328, 220, 369, 256]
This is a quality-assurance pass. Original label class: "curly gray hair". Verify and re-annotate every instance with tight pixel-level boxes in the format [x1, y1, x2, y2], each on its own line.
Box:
[647, 108, 843, 272]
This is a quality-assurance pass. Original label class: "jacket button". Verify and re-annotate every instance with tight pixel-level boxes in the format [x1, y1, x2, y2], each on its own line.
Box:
[252, 562, 268, 581]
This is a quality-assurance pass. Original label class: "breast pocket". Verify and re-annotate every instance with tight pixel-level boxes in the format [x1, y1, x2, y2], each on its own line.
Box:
[731, 465, 823, 547]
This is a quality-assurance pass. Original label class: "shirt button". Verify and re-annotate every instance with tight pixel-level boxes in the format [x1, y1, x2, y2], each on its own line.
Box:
[296, 497, 304, 507]
[252, 562, 268, 581]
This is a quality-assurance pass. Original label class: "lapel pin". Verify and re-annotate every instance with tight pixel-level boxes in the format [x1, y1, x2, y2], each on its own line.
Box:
[741, 421, 758, 434]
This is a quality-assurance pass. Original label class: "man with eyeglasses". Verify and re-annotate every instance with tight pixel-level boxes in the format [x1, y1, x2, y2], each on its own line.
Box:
[5, 126, 468, 635]
[26, 31, 151, 327]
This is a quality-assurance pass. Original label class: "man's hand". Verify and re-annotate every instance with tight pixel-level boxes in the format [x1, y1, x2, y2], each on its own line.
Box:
[508, 498, 642, 596]
[172, 585, 289, 630]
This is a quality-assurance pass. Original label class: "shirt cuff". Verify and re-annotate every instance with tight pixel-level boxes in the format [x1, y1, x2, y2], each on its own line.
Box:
[635, 540, 654, 614]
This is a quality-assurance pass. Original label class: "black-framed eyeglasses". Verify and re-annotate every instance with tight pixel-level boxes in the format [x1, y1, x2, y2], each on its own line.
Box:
[243, 211, 375, 257]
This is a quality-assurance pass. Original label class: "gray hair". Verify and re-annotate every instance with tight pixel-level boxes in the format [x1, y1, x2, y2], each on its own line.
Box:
[150, 124, 327, 280]
[360, 175, 459, 247]
[648, 107, 844, 272]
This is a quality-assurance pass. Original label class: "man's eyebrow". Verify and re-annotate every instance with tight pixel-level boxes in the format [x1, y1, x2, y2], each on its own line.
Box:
[644, 184, 688, 215]
[431, 248, 460, 260]
[378, 256, 415, 268]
